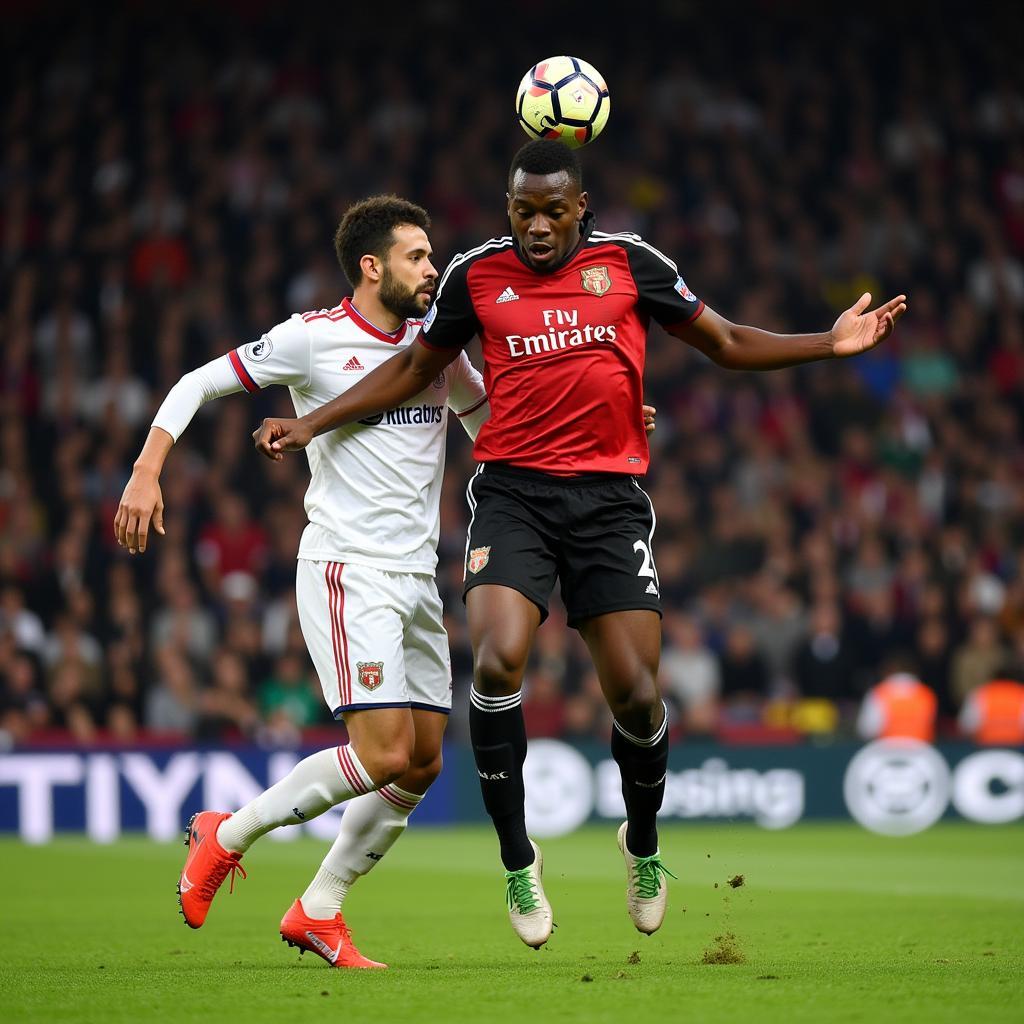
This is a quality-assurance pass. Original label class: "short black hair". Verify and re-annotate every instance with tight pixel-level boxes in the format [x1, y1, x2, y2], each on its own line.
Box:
[334, 194, 431, 288]
[508, 140, 582, 192]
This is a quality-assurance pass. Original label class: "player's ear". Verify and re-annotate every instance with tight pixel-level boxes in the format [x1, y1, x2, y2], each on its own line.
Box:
[577, 190, 588, 221]
[360, 253, 381, 283]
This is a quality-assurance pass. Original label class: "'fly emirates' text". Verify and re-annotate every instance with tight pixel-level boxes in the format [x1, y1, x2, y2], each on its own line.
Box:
[505, 308, 618, 358]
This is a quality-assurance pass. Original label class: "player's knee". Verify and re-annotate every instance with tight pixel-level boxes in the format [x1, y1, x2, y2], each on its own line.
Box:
[607, 676, 661, 733]
[404, 749, 443, 791]
[473, 639, 527, 696]
[361, 747, 413, 787]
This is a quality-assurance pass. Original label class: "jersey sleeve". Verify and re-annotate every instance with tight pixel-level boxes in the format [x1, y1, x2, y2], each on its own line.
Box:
[151, 355, 244, 442]
[228, 313, 312, 392]
[417, 257, 480, 353]
[446, 351, 490, 440]
[623, 236, 705, 329]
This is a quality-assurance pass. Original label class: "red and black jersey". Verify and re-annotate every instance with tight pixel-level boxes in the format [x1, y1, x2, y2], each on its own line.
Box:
[419, 212, 704, 475]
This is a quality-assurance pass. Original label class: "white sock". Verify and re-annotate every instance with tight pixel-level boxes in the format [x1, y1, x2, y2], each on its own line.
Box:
[301, 783, 422, 919]
[217, 745, 375, 854]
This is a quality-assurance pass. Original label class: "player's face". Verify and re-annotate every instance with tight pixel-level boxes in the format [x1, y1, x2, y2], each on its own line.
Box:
[379, 224, 438, 320]
[507, 170, 587, 271]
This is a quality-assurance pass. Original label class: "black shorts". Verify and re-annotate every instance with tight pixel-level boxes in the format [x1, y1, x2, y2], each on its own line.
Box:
[462, 463, 663, 627]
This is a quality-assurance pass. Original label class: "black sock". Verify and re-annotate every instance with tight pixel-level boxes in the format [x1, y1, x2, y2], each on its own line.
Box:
[470, 687, 533, 870]
[611, 706, 668, 858]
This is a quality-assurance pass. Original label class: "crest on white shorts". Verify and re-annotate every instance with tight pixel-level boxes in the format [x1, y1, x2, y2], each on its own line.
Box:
[357, 661, 384, 691]
[468, 546, 491, 574]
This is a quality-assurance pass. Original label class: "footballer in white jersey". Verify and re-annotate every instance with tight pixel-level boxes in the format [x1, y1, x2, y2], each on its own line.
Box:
[113, 195, 484, 970]
[225, 298, 487, 576]
[150, 298, 487, 717]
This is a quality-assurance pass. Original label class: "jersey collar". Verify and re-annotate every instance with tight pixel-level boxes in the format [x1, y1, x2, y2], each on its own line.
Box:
[342, 297, 407, 344]
[510, 210, 597, 274]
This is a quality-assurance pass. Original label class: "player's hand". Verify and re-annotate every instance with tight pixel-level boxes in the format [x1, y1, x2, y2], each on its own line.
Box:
[113, 469, 165, 555]
[252, 417, 314, 461]
[643, 404, 657, 434]
[830, 293, 907, 358]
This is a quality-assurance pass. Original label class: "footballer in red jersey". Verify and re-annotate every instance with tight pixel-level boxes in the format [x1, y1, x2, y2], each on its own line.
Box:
[254, 141, 907, 948]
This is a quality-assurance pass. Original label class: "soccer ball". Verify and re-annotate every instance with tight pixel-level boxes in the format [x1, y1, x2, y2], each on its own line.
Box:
[515, 56, 610, 149]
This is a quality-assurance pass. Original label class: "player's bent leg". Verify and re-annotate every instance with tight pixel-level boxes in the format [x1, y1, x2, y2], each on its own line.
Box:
[180, 726, 405, 928]
[579, 609, 675, 933]
[284, 710, 443, 969]
[467, 585, 553, 945]
[215, 742, 381, 855]
[467, 585, 538, 872]
[301, 710, 443, 920]
[179, 746, 371, 928]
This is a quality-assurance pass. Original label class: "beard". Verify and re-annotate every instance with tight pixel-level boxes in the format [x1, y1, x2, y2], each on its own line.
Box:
[379, 263, 428, 321]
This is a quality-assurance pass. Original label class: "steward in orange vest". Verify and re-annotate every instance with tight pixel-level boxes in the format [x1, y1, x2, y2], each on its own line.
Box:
[857, 672, 938, 743]
[959, 679, 1024, 746]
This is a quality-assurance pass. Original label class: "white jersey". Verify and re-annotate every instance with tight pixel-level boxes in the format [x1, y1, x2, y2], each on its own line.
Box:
[232, 298, 486, 574]
[154, 297, 487, 576]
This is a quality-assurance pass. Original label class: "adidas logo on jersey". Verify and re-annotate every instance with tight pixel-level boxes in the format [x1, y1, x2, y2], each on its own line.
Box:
[343, 355, 364, 371]
[645, 582, 660, 596]
[495, 286, 520, 303]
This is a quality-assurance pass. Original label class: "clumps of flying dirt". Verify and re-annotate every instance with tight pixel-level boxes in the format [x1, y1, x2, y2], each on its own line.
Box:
[627, 951, 641, 965]
[702, 932, 746, 965]
[728, 874, 746, 889]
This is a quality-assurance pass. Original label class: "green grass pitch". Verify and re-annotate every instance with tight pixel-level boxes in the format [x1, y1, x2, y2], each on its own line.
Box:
[1, 823, 1021, 1023]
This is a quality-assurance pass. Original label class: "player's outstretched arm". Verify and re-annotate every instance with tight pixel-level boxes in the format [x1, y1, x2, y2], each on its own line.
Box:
[114, 353, 251, 553]
[253, 342, 458, 460]
[672, 293, 907, 370]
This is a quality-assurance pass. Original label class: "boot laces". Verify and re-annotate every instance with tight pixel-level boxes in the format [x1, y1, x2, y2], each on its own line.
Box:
[505, 867, 541, 913]
[201, 856, 247, 900]
[632, 854, 676, 899]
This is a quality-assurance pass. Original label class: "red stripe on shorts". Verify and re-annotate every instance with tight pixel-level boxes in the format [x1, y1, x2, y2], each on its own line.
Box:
[326, 562, 351, 706]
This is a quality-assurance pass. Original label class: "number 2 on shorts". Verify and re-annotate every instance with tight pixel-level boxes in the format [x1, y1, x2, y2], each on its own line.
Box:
[633, 539, 656, 579]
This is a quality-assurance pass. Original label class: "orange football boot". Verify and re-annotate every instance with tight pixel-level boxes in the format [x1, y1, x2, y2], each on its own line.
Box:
[177, 810, 247, 928]
[279, 899, 387, 969]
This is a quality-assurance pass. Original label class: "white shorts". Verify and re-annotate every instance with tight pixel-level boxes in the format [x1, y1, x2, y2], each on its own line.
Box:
[295, 558, 452, 717]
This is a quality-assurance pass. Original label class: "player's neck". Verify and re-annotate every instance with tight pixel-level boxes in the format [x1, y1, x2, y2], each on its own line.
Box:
[349, 291, 403, 334]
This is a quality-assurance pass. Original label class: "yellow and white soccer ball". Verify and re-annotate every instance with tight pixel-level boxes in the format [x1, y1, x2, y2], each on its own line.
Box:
[515, 56, 610, 149]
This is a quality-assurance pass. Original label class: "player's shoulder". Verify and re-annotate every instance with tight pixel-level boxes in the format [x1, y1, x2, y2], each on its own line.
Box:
[438, 235, 516, 288]
[586, 229, 679, 273]
[292, 302, 363, 341]
[298, 302, 348, 326]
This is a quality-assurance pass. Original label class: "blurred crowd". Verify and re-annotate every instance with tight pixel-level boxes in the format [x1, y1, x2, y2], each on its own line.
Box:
[1, 2, 1023, 750]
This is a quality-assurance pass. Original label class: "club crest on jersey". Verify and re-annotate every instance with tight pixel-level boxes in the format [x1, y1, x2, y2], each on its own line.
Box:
[467, 546, 491, 574]
[356, 661, 384, 691]
[432, 371, 446, 390]
[580, 265, 612, 296]
[244, 338, 273, 362]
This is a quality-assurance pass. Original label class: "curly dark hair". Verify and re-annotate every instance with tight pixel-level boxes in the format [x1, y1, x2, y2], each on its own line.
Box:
[334, 195, 431, 288]
[507, 140, 583, 192]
